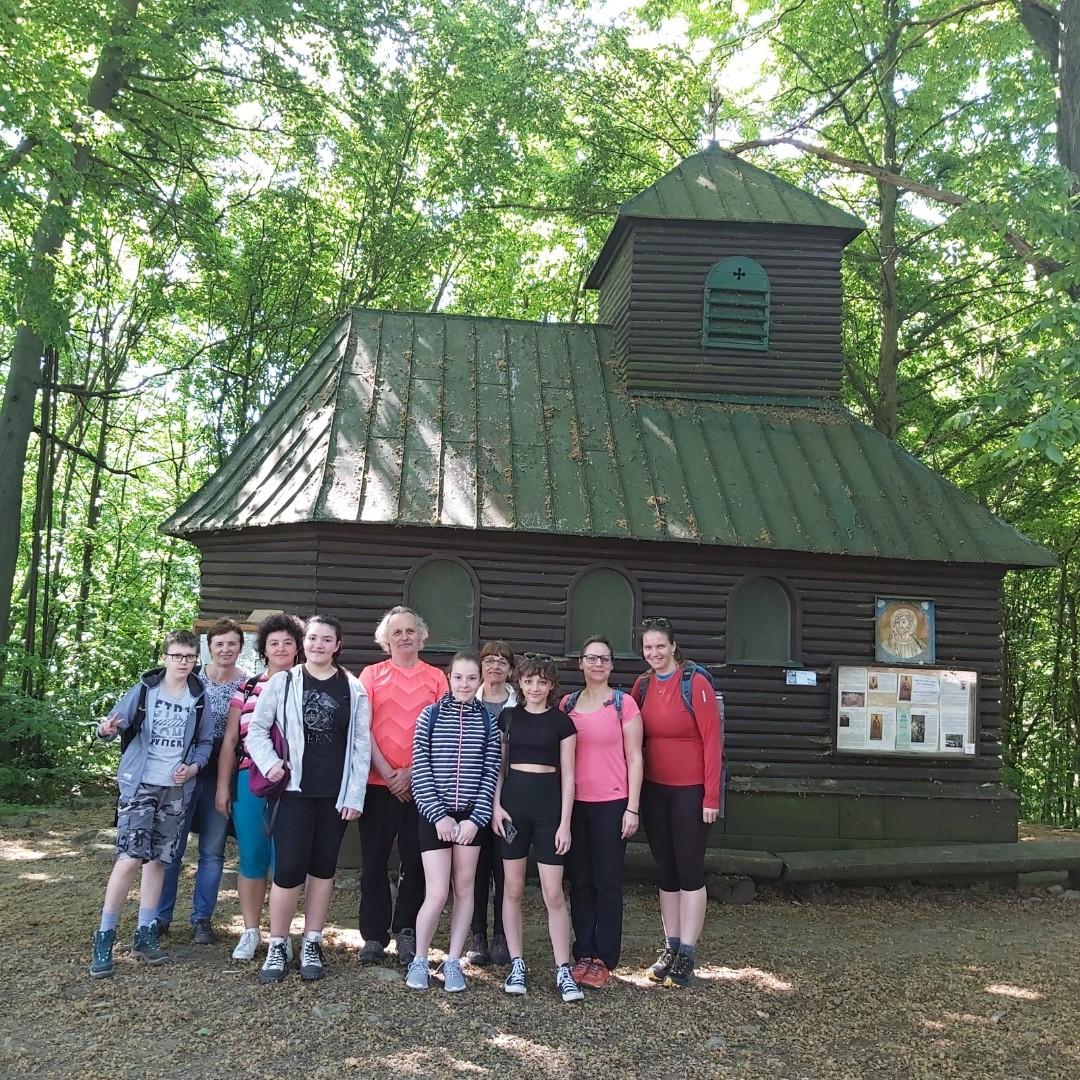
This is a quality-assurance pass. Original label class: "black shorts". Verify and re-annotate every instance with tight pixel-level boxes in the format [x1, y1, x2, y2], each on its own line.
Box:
[418, 808, 480, 853]
[498, 770, 563, 866]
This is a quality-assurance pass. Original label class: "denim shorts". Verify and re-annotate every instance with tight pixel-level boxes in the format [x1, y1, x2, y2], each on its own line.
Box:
[116, 782, 188, 863]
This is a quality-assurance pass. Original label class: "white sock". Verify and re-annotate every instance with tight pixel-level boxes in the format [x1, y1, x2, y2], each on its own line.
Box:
[269, 935, 286, 945]
[303, 930, 322, 943]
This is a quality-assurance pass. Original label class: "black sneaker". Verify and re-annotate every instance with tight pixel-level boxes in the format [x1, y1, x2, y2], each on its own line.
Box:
[555, 963, 584, 1003]
[466, 932, 490, 967]
[395, 928, 416, 966]
[191, 919, 217, 945]
[299, 936, 325, 981]
[131, 923, 168, 965]
[504, 956, 527, 995]
[489, 932, 511, 966]
[89, 929, 115, 978]
[358, 939, 385, 964]
[664, 950, 694, 988]
[259, 939, 290, 984]
[647, 944, 676, 983]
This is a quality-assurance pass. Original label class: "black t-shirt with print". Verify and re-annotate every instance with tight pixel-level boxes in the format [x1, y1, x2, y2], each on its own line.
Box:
[499, 705, 576, 769]
[299, 668, 351, 798]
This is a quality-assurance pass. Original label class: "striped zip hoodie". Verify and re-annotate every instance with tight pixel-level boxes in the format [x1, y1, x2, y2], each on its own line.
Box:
[410, 692, 502, 827]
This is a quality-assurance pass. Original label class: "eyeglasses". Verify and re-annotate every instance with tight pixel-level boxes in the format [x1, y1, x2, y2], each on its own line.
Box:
[165, 653, 198, 663]
[481, 656, 511, 667]
[582, 654, 613, 665]
[641, 617, 672, 630]
[522, 652, 555, 663]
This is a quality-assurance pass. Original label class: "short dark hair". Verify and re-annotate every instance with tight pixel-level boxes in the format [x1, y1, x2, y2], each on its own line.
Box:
[579, 635, 613, 657]
[479, 639, 515, 665]
[515, 654, 559, 708]
[163, 630, 198, 653]
[256, 613, 304, 664]
[205, 618, 244, 647]
[305, 613, 344, 661]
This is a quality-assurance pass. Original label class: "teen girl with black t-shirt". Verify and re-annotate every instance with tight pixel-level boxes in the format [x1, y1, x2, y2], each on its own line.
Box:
[492, 654, 583, 1003]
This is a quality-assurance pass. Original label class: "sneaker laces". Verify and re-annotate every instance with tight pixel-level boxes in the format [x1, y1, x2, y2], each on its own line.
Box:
[507, 958, 526, 985]
[301, 938, 324, 965]
[265, 940, 288, 970]
[556, 964, 578, 993]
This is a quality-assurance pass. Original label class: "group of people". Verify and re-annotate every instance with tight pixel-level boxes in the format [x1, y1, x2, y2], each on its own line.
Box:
[89, 606, 722, 1002]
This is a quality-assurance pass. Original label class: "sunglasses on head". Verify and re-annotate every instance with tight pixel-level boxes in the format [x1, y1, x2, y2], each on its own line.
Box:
[522, 652, 555, 663]
[641, 617, 672, 631]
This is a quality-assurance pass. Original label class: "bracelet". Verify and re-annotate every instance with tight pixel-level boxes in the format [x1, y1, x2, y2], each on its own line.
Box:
[626, 809, 639, 816]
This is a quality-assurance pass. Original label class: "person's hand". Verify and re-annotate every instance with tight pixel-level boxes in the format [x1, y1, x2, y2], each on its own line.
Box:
[455, 820, 478, 846]
[214, 787, 231, 817]
[172, 763, 197, 784]
[387, 768, 412, 802]
[341, 807, 361, 821]
[554, 822, 571, 856]
[703, 806, 719, 825]
[491, 804, 510, 839]
[435, 815, 457, 842]
[266, 762, 286, 783]
[621, 809, 639, 839]
[97, 716, 120, 738]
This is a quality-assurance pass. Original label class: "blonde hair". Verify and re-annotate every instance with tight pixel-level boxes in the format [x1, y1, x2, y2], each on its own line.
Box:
[373, 605, 430, 653]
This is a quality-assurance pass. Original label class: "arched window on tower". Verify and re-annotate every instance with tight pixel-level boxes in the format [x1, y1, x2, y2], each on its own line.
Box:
[404, 556, 479, 651]
[702, 256, 770, 351]
[726, 575, 798, 664]
[566, 565, 638, 656]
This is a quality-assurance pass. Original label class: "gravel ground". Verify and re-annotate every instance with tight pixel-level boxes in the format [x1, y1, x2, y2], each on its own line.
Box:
[1, 805, 1078, 1080]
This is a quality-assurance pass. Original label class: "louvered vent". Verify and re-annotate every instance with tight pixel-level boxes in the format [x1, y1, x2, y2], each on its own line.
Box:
[702, 256, 770, 351]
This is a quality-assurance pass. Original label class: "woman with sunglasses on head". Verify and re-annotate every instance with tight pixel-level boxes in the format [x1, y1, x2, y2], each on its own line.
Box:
[633, 617, 721, 989]
[560, 636, 643, 989]
[214, 613, 305, 961]
[466, 640, 517, 968]
[491, 653, 583, 1002]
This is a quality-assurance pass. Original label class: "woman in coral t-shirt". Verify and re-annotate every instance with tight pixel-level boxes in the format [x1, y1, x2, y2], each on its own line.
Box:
[632, 617, 721, 989]
[561, 635, 642, 989]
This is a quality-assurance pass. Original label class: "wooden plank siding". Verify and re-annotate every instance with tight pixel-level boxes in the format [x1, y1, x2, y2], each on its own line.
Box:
[193, 522, 1006, 790]
[595, 221, 848, 400]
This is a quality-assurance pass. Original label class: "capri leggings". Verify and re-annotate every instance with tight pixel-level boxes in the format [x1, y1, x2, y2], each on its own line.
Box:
[231, 768, 273, 880]
[641, 781, 710, 892]
[271, 793, 347, 889]
[497, 770, 563, 866]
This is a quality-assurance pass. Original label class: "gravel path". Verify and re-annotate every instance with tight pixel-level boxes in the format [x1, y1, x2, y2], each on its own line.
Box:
[1, 806, 1078, 1079]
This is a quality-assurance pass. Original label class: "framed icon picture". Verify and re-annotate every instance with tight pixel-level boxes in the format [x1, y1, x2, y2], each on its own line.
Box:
[875, 597, 935, 665]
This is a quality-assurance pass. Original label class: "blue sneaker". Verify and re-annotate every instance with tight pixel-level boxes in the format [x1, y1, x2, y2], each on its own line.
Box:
[405, 956, 429, 990]
[442, 957, 466, 992]
[89, 929, 115, 978]
[131, 923, 168, 965]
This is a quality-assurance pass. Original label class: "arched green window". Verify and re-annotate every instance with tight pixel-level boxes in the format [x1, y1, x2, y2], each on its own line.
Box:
[404, 557, 478, 650]
[727, 575, 797, 664]
[567, 565, 637, 656]
[703, 256, 770, 351]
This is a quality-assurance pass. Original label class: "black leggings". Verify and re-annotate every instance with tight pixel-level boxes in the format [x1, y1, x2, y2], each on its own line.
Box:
[566, 798, 627, 969]
[641, 781, 710, 892]
[498, 770, 563, 865]
[472, 825, 505, 936]
[272, 794, 347, 889]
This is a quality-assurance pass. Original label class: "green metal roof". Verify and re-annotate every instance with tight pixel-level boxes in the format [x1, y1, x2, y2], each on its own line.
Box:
[586, 145, 865, 288]
[164, 309, 1053, 568]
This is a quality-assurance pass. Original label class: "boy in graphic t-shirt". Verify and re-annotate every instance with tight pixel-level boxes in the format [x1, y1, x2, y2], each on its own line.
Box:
[88, 630, 213, 978]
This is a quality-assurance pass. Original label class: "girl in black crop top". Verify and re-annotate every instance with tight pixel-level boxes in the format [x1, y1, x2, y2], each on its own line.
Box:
[491, 656, 583, 1002]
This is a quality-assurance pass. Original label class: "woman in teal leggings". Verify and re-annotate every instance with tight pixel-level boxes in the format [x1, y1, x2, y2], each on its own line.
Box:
[215, 613, 304, 960]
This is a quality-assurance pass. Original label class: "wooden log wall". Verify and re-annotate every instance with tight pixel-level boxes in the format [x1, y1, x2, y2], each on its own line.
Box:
[595, 221, 847, 400]
[194, 522, 1006, 788]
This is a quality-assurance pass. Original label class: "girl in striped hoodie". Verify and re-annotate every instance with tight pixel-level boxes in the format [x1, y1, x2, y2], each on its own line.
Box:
[405, 652, 501, 992]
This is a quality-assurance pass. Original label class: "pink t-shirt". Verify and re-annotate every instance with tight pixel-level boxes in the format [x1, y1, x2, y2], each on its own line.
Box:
[563, 692, 641, 803]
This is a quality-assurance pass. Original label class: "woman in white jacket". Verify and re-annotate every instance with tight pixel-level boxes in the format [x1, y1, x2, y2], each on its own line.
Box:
[246, 614, 371, 984]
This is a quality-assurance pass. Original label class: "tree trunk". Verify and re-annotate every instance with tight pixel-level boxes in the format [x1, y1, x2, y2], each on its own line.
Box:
[0, 0, 138, 658]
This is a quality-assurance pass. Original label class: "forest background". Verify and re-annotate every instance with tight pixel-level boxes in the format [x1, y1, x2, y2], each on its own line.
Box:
[1, 0, 1078, 823]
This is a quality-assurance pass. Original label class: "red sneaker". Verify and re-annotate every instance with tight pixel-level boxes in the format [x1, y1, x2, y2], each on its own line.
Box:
[578, 958, 611, 989]
[570, 958, 591, 983]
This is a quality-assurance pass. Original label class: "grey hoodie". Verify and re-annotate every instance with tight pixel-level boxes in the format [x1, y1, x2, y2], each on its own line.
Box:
[98, 668, 213, 801]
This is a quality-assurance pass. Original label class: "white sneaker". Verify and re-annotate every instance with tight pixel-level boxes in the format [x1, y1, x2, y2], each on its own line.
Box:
[232, 928, 261, 961]
[285, 935, 293, 963]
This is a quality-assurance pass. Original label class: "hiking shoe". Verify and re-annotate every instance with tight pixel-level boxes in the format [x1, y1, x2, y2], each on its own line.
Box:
[395, 928, 416, 966]
[664, 950, 694, 988]
[132, 923, 168, 964]
[299, 936, 325, 981]
[89, 929, 116, 978]
[489, 932, 511, 966]
[578, 958, 611, 989]
[151, 918, 170, 941]
[647, 944, 677, 983]
[442, 957, 466, 992]
[258, 939, 290, 984]
[358, 939, 385, 964]
[191, 919, 217, 945]
[466, 932, 490, 967]
[555, 963, 584, 1003]
[404, 956, 430, 990]
[232, 928, 261, 961]
[504, 957, 527, 995]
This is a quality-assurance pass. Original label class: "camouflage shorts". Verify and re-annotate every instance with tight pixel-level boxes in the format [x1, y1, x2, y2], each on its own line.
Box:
[116, 783, 187, 863]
